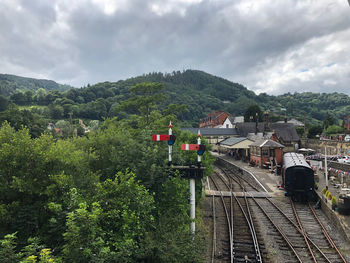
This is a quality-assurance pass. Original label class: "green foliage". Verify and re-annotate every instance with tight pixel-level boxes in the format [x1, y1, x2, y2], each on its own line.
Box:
[0, 100, 212, 262]
[63, 202, 108, 262]
[308, 125, 323, 139]
[244, 104, 263, 122]
[0, 73, 71, 97]
[323, 113, 335, 129]
[331, 196, 337, 206]
[0, 95, 9, 112]
[326, 125, 343, 136]
[0, 108, 47, 138]
[3, 70, 350, 131]
[0, 233, 21, 263]
[296, 126, 305, 137]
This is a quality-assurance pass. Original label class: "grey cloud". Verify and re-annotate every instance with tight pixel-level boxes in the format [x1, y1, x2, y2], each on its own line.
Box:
[0, 0, 349, 95]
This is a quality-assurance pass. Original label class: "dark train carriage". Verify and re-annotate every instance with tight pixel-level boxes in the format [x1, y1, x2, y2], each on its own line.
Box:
[282, 152, 315, 201]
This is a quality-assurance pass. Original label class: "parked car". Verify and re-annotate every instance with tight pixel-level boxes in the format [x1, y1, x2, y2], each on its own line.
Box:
[345, 135, 350, 142]
[338, 156, 350, 164]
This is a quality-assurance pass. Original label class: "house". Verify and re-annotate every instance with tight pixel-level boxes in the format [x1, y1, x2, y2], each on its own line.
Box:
[249, 139, 284, 169]
[236, 122, 299, 152]
[181, 128, 238, 144]
[200, 111, 230, 128]
[221, 116, 244, 128]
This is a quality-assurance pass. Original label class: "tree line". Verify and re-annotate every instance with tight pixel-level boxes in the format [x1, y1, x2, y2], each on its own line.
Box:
[0, 82, 213, 262]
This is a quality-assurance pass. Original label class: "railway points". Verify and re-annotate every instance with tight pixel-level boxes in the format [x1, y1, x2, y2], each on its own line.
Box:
[204, 152, 350, 262]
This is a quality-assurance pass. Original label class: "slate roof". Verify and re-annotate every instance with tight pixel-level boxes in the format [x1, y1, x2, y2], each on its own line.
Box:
[276, 119, 304, 126]
[219, 137, 248, 146]
[236, 123, 299, 142]
[250, 139, 284, 148]
[181, 128, 239, 136]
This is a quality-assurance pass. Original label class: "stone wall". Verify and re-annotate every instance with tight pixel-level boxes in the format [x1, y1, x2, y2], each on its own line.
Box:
[316, 191, 350, 243]
[301, 139, 350, 155]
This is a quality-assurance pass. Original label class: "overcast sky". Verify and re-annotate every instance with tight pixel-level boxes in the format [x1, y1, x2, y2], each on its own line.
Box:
[1, 0, 349, 95]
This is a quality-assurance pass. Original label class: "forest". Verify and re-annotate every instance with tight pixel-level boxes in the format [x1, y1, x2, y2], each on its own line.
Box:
[0, 70, 349, 134]
[0, 82, 214, 262]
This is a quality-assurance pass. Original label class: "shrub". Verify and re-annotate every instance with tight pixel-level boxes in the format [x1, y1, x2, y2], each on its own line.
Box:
[328, 193, 332, 200]
[325, 190, 330, 197]
[321, 188, 326, 194]
[331, 196, 337, 207]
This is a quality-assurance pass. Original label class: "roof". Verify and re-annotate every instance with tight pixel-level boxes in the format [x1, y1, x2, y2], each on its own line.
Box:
[223, 116, 244, 124]
[219, 137, 248, 146]
[250, 139, 284, 148]
[219, 137, 254, 149]
[283, 152, 312, 170]
[181, 128, 239, 136]
[276, 119, 304, 126]
[236, 122, 299, 142]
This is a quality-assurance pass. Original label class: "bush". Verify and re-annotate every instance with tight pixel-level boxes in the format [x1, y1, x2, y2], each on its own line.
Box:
[325, 190, 330, 197]
[328, 193, 332, 200]
[331, 196, 337, 207]
[321, 188, 326, 194]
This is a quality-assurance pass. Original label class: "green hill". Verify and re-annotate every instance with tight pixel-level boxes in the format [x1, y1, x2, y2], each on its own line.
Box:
[2, 70, 350, 128]
[77, 70, 349, 126]
[0, 73, 72, 96]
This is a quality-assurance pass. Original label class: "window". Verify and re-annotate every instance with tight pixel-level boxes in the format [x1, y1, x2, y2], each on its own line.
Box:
[262, 149, 268, 157]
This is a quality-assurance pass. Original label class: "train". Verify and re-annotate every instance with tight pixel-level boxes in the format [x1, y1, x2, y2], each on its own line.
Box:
[282, 152, 315, 201]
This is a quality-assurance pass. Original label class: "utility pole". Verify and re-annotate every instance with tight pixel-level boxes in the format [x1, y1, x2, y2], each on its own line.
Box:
[325, 146, 328, 190]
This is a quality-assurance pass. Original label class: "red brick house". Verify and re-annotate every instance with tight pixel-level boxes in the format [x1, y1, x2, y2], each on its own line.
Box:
[200, 111, 230, 128]
[249, 139, 284, 168]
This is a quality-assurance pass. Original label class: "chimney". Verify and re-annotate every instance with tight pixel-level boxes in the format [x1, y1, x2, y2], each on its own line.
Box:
[264, 111, 270, 133]
[271, 130, 277, 141]
[255, 113, 258, 135]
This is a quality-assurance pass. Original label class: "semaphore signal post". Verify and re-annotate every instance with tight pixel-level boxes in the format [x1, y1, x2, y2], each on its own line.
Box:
[152, 122, 205, 235]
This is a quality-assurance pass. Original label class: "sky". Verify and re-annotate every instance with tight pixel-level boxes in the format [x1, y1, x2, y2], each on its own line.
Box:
[0, 0, 350, 95]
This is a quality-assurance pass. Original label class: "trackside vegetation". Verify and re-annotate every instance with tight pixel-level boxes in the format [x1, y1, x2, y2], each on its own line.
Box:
[0, 82, 214, 262]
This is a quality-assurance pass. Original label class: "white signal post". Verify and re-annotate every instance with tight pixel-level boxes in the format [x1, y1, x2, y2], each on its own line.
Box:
[189, 130, 201, 235]
[197, 130, 201, 164]
[169, 121, 172, 164]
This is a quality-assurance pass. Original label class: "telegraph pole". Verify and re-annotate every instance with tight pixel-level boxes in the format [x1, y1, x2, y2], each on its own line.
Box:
[325, 146, 328, 190]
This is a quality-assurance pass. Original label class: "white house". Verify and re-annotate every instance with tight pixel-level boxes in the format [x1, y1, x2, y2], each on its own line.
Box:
[221, 116, 244, 128]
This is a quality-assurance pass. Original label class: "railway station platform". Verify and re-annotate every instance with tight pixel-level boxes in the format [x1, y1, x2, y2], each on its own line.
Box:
[211, 152, 284, 197]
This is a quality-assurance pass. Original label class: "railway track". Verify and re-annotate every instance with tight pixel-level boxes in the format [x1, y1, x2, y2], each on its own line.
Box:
[210, 158, 348, 262]
[209, 169, 264, 262]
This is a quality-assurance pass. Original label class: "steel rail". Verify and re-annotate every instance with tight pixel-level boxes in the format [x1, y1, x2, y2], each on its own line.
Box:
[265, 198, 332, 263]
[290, 199, 317, 263]
[218, 162, 334, 262]
[211, 195, 216, 263]
[217, 168, 263, 262]
[309, 203, 347, 263]
[209, 174, 233, 263]
[251, 197, 303, 262]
